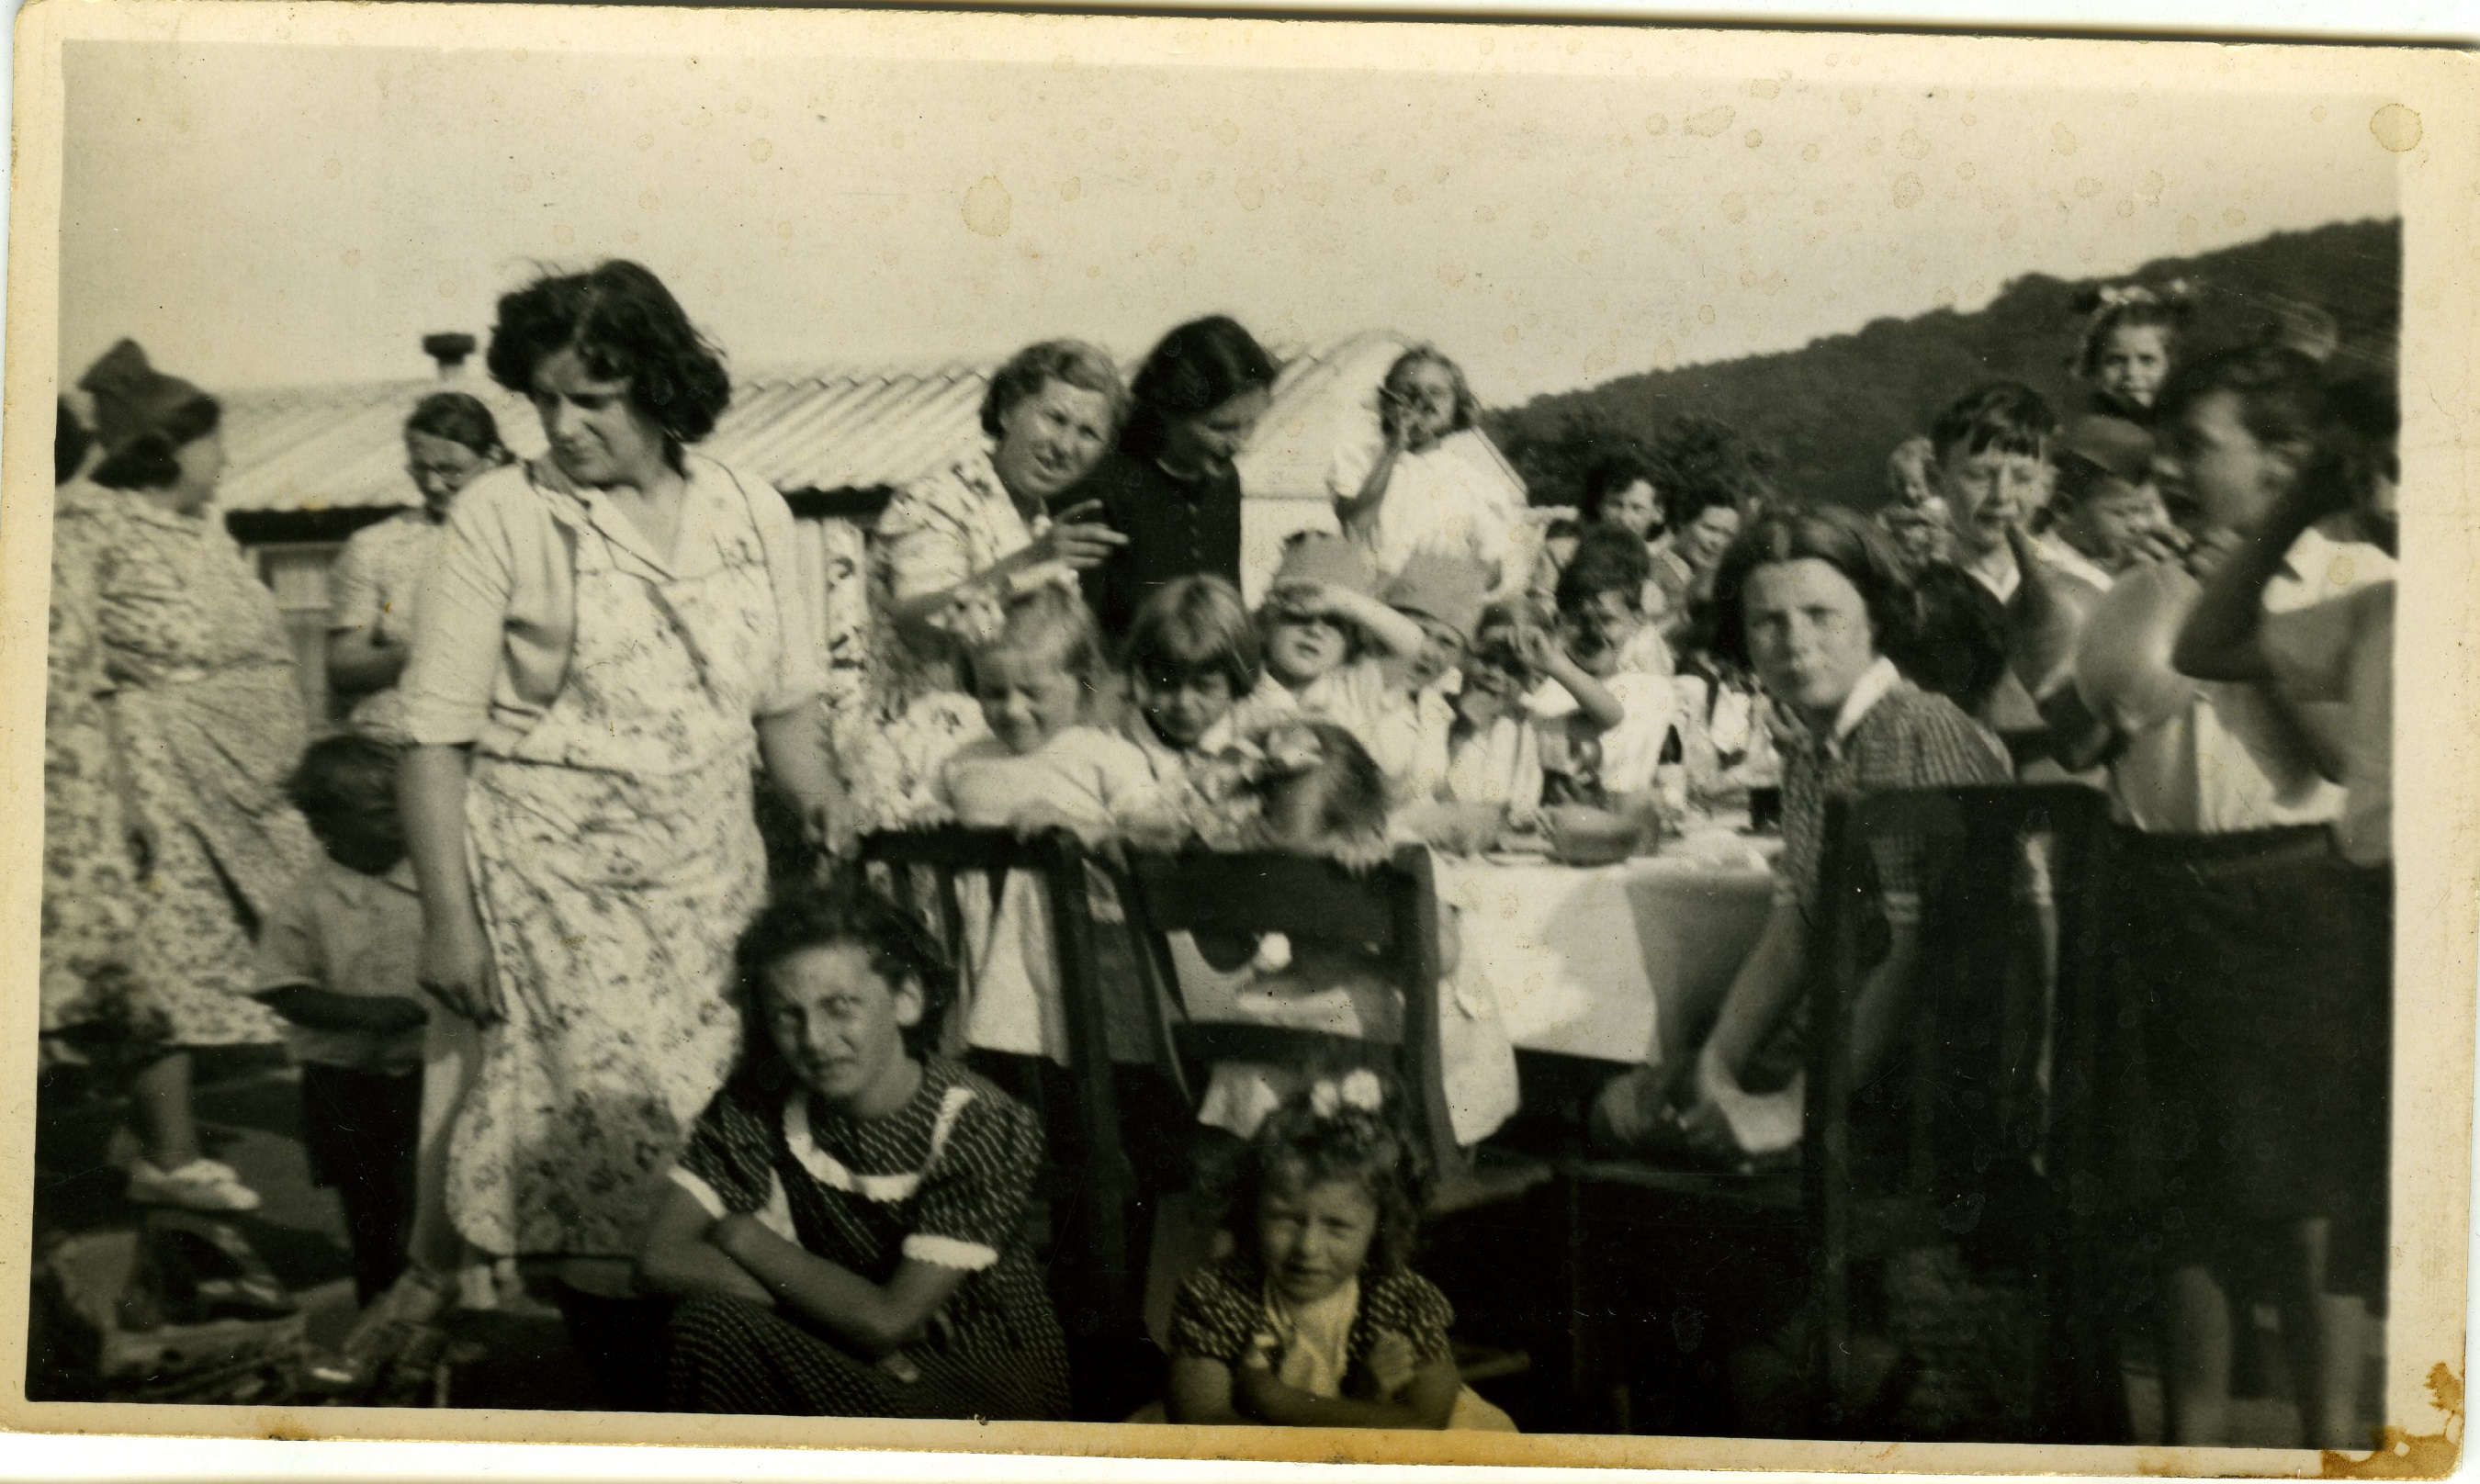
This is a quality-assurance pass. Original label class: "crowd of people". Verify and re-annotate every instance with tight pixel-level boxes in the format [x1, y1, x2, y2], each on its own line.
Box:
[39, 258, 2395, 1442]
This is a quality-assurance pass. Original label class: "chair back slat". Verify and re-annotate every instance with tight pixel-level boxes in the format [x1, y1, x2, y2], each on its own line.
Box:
[1120, 844, 1462, 1182]
[1121, 850, 1400, 950]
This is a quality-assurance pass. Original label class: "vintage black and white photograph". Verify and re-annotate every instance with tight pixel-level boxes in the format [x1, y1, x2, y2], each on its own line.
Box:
[4, 5, 2470, 1469]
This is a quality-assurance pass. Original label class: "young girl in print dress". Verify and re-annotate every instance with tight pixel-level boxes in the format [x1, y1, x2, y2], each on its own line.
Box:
[641, 878, 1069, 1419]
[1166, 1079, 1516, 1430]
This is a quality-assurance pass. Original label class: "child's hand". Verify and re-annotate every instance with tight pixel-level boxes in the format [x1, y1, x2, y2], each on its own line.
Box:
[1368, 1330, 1419, 1400]
[1234, 1336, 1288, 1417]
[1266, 579, 1334, 620]
[940, 583, 1009, 648]
[1510, 623, 1563, 677]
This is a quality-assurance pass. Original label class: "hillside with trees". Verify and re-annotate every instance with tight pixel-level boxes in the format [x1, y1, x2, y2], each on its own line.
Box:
[1486, 218, 2400, 512]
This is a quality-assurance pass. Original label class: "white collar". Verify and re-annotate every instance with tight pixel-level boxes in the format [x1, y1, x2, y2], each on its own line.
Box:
[1963, 546, 2020, 603]
[1814, 656, 1905, 751]
[782, 1079, 975, 1203]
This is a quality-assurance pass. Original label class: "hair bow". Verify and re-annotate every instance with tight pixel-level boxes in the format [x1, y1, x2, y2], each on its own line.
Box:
[1308, 1070, 1386, 1120]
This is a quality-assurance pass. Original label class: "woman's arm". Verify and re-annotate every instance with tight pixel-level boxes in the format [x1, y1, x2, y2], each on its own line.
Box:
[400, 744, 500, 1023]
[2174, 494, 2332, 683]
[325, 627, 410, 695]
[1696, 900, 1807, 1082]
[885, 500, 1126, 646]
[757, 707, 852, 858]
[1167, 1355, 1249, 1425]
[709, 1214, 970, 1358]
[636, 1184, 778, 1308]
[1233, 1352, 1460, 1430]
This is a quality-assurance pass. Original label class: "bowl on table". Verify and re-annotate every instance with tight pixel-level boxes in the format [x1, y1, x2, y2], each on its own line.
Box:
[1540, 804, 1646, 867]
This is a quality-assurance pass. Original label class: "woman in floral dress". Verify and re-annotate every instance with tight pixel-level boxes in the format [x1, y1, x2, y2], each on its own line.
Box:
[837, 342, 1129, 825]
[49, 343, 315, 1213]
[397, 262, 844, 1391]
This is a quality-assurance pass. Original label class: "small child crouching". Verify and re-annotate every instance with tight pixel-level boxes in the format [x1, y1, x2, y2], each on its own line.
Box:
[249, 735, 431, 1309]
[1166, 1078, 1516, 1430]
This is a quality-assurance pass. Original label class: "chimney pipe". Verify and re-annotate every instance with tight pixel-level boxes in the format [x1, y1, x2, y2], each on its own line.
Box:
[422, 332, 479, 379]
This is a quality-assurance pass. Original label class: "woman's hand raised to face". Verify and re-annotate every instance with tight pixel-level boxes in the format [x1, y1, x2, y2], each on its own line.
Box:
[1029, 500, 1128, 572]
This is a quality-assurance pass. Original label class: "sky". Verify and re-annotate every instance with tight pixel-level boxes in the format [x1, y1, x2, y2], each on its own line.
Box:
[59, 38, 2398, 408]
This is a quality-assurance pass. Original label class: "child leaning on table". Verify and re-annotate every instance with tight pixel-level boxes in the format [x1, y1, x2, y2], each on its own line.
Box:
[247, 734, 430, 1309]
[1178, 721, 1519, 1150]
[1166, 1078, 1516, 1430]
[938, 582, 1158, 1062]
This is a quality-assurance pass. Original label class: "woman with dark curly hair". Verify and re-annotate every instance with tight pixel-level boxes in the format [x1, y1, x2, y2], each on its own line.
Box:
[867, 337, 1127, 713]
[1070, 315, 1278, 636]
[397, 261, 844, 1354]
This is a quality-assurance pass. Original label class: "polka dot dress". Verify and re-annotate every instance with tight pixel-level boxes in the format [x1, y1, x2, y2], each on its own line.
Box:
[662, 1056, 1070, 1419]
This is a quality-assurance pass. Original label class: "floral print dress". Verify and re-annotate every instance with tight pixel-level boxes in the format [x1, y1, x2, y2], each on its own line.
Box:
[47, 485, 306, 1048]
[446, 465, 796, 1262]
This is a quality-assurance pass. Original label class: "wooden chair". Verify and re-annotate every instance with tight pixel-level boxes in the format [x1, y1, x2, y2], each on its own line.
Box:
[1803, 783, 2125, 1444]
[1557, 783, 2126, 1442]
[856, 827, 1143, 1352]
[1117, 841, 1552, 1208]
[1116, 842, 1553, 1398]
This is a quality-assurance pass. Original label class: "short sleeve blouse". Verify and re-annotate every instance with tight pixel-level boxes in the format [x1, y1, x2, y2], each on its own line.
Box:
[397, 455, 824, 750]
[1773, 665, 2011, 924]
[1168, 1254, 1457, 1375]
[671, 1056, 1044, 1276]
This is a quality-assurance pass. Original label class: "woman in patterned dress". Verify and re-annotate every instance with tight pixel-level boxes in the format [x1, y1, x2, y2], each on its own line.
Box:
[324, 391, 513, 740]
[397, 263, 845, 1373]
[642, 879, 1068, 1420]
[863, 340, 1128, 716]
[50, 343, 318, 1212]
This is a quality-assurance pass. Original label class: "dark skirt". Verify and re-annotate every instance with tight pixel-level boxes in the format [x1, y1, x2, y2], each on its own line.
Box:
[664, 1268, 1071, 1420]
[2114, 826, 2391, 1299]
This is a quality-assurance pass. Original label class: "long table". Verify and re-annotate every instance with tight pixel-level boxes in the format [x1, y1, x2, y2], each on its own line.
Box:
[1436, 833, 1780, 1066]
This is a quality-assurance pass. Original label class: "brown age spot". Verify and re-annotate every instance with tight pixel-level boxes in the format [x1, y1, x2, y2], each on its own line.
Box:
[2319, 1363, 2462, 1477]
[2369, 104, 2422, 152]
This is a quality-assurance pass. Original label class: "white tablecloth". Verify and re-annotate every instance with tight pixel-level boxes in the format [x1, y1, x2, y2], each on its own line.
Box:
[1437, 834, 1779, 1064]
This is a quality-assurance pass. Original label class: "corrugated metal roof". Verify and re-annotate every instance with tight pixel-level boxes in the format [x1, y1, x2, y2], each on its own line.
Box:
[197, 332, 1520, 518]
